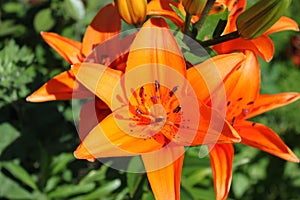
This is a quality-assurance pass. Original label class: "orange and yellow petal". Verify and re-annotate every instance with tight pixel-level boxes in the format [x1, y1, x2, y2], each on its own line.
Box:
[187, 53, 245, 104]
[213, 35, 274, 62]
[81, 3, 121, 57]
[126, 17, 186, 78]
[264, 16, 299, 35]
[142, 145, 185, 200]
[26, 70, 92, 102]
[243, 92, 300, 119]
[224, 51, 260, 119]
[41, 32, 82, 64]
[209, 144, 234, 200]
[72, 63, 122, 109]
[235, 121, 299, 163]
[74, 114, 165, 159]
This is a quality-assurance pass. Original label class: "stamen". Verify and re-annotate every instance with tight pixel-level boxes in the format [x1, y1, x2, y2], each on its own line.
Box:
[139, 86, 144, 98]
[155, 80, 160, 92]
[231, 116, 236, 126]
[173, 105, 181, 113]
[136, 108, 143, 115]
[169, 86, 179, 97]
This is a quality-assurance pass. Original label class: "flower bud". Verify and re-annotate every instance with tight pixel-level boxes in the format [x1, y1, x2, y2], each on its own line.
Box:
[114, 0, 147, 25]
[236, 0, 291, 39]
[182, 0, 207, 15]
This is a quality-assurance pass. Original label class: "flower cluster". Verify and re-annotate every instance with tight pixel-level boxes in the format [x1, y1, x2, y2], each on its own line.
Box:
[27, 0, 300, 199]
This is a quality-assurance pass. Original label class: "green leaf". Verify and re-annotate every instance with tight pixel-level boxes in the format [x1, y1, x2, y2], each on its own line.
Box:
[0, 123, 20, 155]
[2, 161, 38, 190]
[0, 173, 32, 199]
[79, 165, 109, 185]
[47, 183, 95, 198]
[64, 0, 85, 21]
[44, 176, 61, 192]
[127, 156, 144, 197]
[232, 173, 251, 198]
[51, 153, 75, 175]
[34, 8, 55, 32]
[71, 179, 121, 200]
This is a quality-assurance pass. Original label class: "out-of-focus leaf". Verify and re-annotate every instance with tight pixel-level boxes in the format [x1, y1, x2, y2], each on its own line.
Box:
[115, 188, 129, 200]
[33, 8, 55, 32]
[71, 179, 121, 200]
[232, 173, 251, 198]
[2, 161, 38, 190]
[79, 165, 109, 185]
[47, 183, 95, 198]
[64, 0, 85, 21]
[0, 20, 25, 37]
[44, 176, 61, 192]
[0, 123, 20, 155]
[0, 173, 32, 199]
[51, 153, 75, 175]
[180, 185, 194, 200]
[127, 156, 144, 197]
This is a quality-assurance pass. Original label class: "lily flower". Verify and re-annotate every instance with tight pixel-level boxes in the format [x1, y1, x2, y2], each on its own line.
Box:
[26, 3, 123, 102]
[213, 1, 299, 62]
[204, 50, 300, 200]
[72, 17, 244, 200]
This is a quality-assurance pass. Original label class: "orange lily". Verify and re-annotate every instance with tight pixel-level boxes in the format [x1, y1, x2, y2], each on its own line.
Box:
[213, 2, 299, 62]
[26, 3, 123, 102]
[205, 50, 300, 200]
[73, 17, 244, 200]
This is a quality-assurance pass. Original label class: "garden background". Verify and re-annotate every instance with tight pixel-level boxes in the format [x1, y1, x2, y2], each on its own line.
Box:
[0, 0, 300, 199]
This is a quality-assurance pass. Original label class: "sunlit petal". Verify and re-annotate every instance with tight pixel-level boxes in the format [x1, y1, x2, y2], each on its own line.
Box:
[126, 18, 186, 78]
[41, 32, 82, 64]
[235, 121, 299, 163]
[81, 3, 121, 56]
[209, 144, 234, 200]
[264, 16, 299, 35]
[213, 35, 274, 62]
[142, 145, 184, 200]
[72, 63, 122, 109]
[243, 93, 300, 119]
[74, 114, 164, 159]
[26, 70, 92, 102]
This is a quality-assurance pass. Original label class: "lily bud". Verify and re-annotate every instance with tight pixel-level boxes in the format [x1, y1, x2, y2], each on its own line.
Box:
[236, 0, 291, 39]
[182, 0, 207, 15]
[114, 0, 147, 25]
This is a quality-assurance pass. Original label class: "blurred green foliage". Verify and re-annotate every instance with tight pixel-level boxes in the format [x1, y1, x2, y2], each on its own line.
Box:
[0, 0, 299, 199]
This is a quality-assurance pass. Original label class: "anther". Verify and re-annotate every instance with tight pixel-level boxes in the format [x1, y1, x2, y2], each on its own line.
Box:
[139, 86, 144, 98]
[136, 109, 143, 115]
[155, 80, 160, 92]
[173, 105, 182, 113]
[169, 86, 179, 97]
[231, 116, 236, 126]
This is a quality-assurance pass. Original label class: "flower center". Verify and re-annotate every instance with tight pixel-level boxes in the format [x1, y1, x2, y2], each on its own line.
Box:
[127, 81, 182, 139]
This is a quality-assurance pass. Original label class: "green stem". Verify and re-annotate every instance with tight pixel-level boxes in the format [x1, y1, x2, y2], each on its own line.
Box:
[199, 31, 240, 47]
[184, 12, 192, 36]
[192, 0, 216, 38]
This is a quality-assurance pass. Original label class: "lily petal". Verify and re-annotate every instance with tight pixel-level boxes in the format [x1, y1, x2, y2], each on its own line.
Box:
[81, 3, 121, 57]
[235, 121, 299, 162]
[187, 53, 245, 104]
[126, 18, 186, 78]
[26, 70, 92, 102]
[74, 113, 164, 159]
[264, 16, 299, 35]
[225, 51, 260, 119]
[72, 63, 122, 109]
[243, 92, 300, 119]
[142, 145, 185, 200]
[213, 35, 274, 62]
[41, 32, 82, 64]
[79, 99, 111, 139]
[209, 144, 234, 200]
